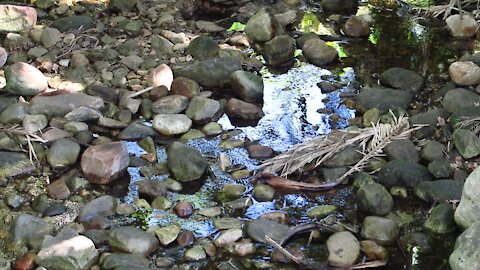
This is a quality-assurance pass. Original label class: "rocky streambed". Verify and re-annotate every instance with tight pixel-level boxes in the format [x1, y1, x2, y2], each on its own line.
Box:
[1, 0, 480, 269]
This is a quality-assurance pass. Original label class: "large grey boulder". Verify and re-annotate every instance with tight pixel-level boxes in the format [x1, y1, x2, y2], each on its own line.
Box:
[379, 67, 424, 92]
[449, 221, 480, 270]
[244, 8, 280, 43]
[78, 195, 117, 223]
[108, 226, 159, 256]
[29, 93, 105, 118]
[455, 166, 480, 229]
[356, 87, 412, 113]
[9, 214, 54, 251]
[4, 62, 47, 96]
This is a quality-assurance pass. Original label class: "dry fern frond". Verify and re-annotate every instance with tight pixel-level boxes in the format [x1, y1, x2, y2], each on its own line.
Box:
[455, 116, 480, 135]
[0, 125, 46, 164]
[259, 114, 419, 183]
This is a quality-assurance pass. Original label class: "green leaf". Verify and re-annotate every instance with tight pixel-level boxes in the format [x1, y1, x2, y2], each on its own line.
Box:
[227, 22, 246, 32]
[326, 42, 348, 58]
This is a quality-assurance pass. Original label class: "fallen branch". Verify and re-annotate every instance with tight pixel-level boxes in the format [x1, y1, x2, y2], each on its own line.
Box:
[265, 235, 305, 265]
[128, 86, 155, 98]
[254, 173, 345, 192]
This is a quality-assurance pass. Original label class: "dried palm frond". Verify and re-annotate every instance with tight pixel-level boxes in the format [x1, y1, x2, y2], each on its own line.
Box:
[259, 114, 419, 185]
[418, 0, 479, 19]
[455, 116, 480, 135]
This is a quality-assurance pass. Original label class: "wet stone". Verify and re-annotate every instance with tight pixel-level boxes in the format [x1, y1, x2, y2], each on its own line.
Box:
[379, 67, 424, 92]
[421, 140, 446, 162]
[247, 145, 274, 159]
[302, 37, 338, 67]
[213, 218, 243, 230]
[360, 240, 388, 261]
[153, 114, 192, 136]
[136, 179, 166, 202]
[355, 87, 412, 113]
[357, 182, 394, 216]
[108, 226, 159, 256]
[230, 70, 264, 103]
[246, 218, 290, 243]
[307, 205, 337, 219]
[153, 224, 181, 246]
[263, 35, 295, 67]
[414, 179, 463, 203]
[324, 145, 362, 167]
[424, 203, 456, 234]
[361, 216, 398, 246]
[177, 231, 195, 246]
[151, 196, 172, 210]
[167, 142, 207, 181]
[214, 228, 243, 247]
[185, 245, 206, 261]
[252, 183, 275, 202]
[221, 184, 246, 199]
[224, 197, 253, 210]
[384, 139, 419, 162]
[377, 160, 432, 188]
[428, 159, 453, 179]
[327, 231, 360, 267]
[449, 221, 480, 270]
[173, 201, 195, 217]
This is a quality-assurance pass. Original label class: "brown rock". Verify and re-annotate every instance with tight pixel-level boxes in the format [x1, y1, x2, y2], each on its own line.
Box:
[14, 252, 36, 270]
[171, 77, 200, 99]
[149, 64, 173, 90]
[136, 179, 167, 201]
[150, 86, 169, 101]
[226, 98, 264, 120]
[81, 142, 129, 184]
[247, 145, 273, 159]
[173, 201, 195, 218]
[46, 179, 70, 200]
[177, 231, 195, 246]
[360, 240, 388, 260]
[343, 16, 370, 37]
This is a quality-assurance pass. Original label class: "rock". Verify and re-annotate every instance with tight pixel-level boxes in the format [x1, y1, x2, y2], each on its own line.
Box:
[0, 151, 35, 178]
[201, 122, 223, 135]
[360, 240, 388, 261]
[171, 77, 200, 99]
[424, 203, 456, 234]
[151, 196, 172, 210]
[108, 226, 159, 256]
[152, 95, 189, 114]
[98, 117, 128, 129]
[275, 9, 297, 27]
[120, 55, 143, 70]
[421, 140, 446, 162]
[41, 27, 61, 48]
[343, 15, 370, 37]
[186, 36, 219, 60]
[10, 214, 54, 251]
[35, 0, 55, 9]
[196, 20, 225, 32]
[247, 145, 273, 159]
[449, 221, 480, 270]
[23, 114, 48, 133]
[65, 106, 102, 122]
[213, 218, 243, 230]
[185, 96, 220, 123]
[46, 179, 70, 200]
[384, 139, 419, 162]
[410, 108, 450, 128]
[414, 179, 463, 203]
[214, 228, 243, 247]
[29, 93, 105, 118]
[180, 129, 205, 142]
[361, 216, 398, 246]
[151, 35, 174, 55]
[230, 70, 264, 102]
[324, 145, 362, 167]
[153, 224, 181, 246]
[35, 229, 98, 270]
[449, 61, 480, 86]
[379, 67, 424, 92]
[376, 160, 431, 188]
[137, 179, 166, 201]
[185, 245, 206, 261]
[78, 195, 117, 222]
[101, 253, 150, 269]
[47, 138, 81, 169]
[226, 98, 264, 120]
[428, 159, 453, 179]
[108, 0, 137, 12]
[327, 231, 360, 267]
[14, 252, 36, 270]
[171, 56, 242, 88]
[0, 102, 28, 124]
[246, 218, 290, 243]
[450, 106, 480, 128]
[253, 183, 275, 201]
[320, 0, 358, 15]
[177, 231, 195, 246]
[356, 87, 412, 113]
[398, 232, 432, 254]
[124, 20, 143, 37]
[5, 62, 47, 96]
[245, 8, 279, 42]
[443, 88, 480, 113]
[173, 201, 195, 217]
[0, 5, 37, 33]
[263, 35, 295, 67]
[0, 47, 7, 68]
[221, 184, 246, 199]
[148, 64, 173, 90]
[117, 123, 157, 140]
[306, 205, 337, 218]
[81, 142, 129, 184]
[453, 128, 480, 159]
[50, 16, 94, 32]
[167, 142, 207, 181]
[455, 166, 480, 229]
[357, 182, 393, 216]
[446, 14, 479, 38]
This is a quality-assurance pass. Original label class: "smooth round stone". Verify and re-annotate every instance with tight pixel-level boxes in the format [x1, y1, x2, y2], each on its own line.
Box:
[221, 184, 246, 199]
[213, 218, 243, 230]
[327, 231, 360, 267]
[153, 224, 181, 246]
[361, 216, 398, 246]
[173, 201, 195, 218]
[252, 184, 275, 201]
[200, 122, 223, 136]
[198, 207, 222, 217]
[307, 205, 337, 219]
[163, 178, 183, 192]
[153, 114, 192, 135]
[185, 245, 206, 261]
[116, 203, 135, 215]
[151, 196, 172, 210]
[152, 95, 189, 114]
[177, 231, 195, 246]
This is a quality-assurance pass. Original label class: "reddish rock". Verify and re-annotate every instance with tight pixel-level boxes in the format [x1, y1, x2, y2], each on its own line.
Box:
[247, 145, 274, 159]
[173, 201, 195, 218]
[14, 252, 36, 270]
[81, 142, 129, 184]
[171, 77, 200, 99]
[149, 64, 173, 90]
[46, 179, 70, 200]
[226, 98, 264, 120]
[343, 16, 370, 37]
[0, 5, 37, 33]
[177, 231, 195, 246]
